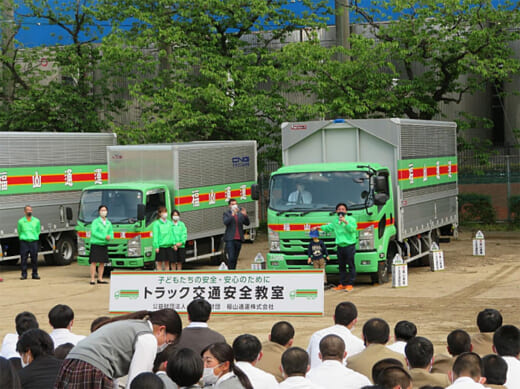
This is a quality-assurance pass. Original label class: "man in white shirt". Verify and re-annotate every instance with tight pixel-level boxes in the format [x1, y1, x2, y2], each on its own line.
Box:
[493, 325, 520, 389]
[307, 334, 371, 389]
[387, 320, 417, 356]
[482, 354, 508, 389]
[0, 311, 39, 360]
[307, 301, 364, 368]
[279, 347, 324, 389]
[288, 183, 312, 204]
[233, 334, 278, 389]
[446, 352, 488, 388]
[48, 304, 85, 348]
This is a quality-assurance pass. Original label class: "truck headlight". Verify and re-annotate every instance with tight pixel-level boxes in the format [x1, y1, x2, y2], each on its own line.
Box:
[358, 225, 375, 250]
[77, 236, 86, 256]
[268, 228, 280, 252]
[127, 235, 141, 257]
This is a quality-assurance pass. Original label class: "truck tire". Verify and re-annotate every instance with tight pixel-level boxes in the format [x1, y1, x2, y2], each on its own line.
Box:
[48, 235, 76, 266]
[371, 260, 389, 284]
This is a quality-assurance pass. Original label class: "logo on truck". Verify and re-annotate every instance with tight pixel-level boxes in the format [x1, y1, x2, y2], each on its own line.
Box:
[114, 290, 139, 299]
[232, 156, 250, 168]
[290, 289, 318, 300]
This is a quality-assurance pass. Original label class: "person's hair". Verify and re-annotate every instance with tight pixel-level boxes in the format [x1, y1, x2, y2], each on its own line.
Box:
[493, 325, 520, 357]
[375, 366, 411, 388]
[0, 356, 22, 389]
[418, 386, 443, 389]
[90, 316, 110, 333]
[319, 334, 345, 360]
[371, 358, 404, 383]
[405, 336, 434, 369]
[187, 299, 211, 322]
[452, 352, 482, 380]
[48, 304, 74, 329]
[447, 329, 472, 356]
[363, 318, 390, 345]
[202, 342, 253, 389]
[394, 320, 417, 341]
[24, 205, 32, 211]
[166, 348, 203, 387]
[54, 343, 74, 360]
[270, 321, 295, 346]
[233, 334, 262, 363]
[153, 344, 177, 372]
[98, 204, 108, 212]
[16, 329, 54, 359]
[158, 205, 167, 214]
[15, 312, 39, 336]
[129, 372, 164, 389]
[482, 354, 507, 385]
[336, 203, 348, 211]
[281, 347, 308, 376]
[477, 309, 503, 333]
[228, 198, 237, 204]
[334, 302, 357, 326]
[91, 309, 182, 337]
[171, 209, 180, 217]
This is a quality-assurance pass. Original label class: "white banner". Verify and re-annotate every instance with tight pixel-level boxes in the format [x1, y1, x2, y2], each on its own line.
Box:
[109, 270, 324, 316]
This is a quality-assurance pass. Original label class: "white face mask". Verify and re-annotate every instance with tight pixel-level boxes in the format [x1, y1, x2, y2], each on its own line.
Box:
[100, 210, 108, 218]
[21, 353, 30, 368]
[202, 366, 220, 386]
[172, 215, 180, 221]
[231, 204, 238, 211]
[157, 342, 168, 353]
[160, 213, 168, 220]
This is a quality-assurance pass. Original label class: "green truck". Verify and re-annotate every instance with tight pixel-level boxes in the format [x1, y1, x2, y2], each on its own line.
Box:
[76, 142, 259, 268]
[267, 119, 458, 283]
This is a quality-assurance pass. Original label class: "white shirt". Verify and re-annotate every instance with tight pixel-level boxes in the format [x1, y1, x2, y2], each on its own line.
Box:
[307, 324, 364, 368]
[127, 322, 158, 386]
[50, 328, 86, 349]
[387, 340, 407, 356]
[307, 360, 371, 389]
[0, 333, 19, 359]
[446, 376, 487, 388]
[186, 322, 209, 329]
[503, 356, 520, 389]
[279, 376, 324, 389]
[288, 190, 312, 204]
[235, 361, 278, 389]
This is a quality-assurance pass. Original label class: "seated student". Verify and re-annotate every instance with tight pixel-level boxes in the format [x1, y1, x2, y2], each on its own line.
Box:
[167, 348, 203, 389]
[493, 325, 520, 389]
[446, 352, 487, 388]
[307, 334, 371, 389]
[278, 347, 324, 389]
[153, 344, 178, 389]
[54, 343, 74, 360]
[0, 355, 22, 388]
[432, 330, 472, 375]
[405, 336, 450, 388]
[482, 354, 508, 389]
[256, 321, 295, 383]
[16, 328, 62, 389]
[233, 334, 278, 389]
[130, 372, 165, 389]
[48, 304, 85, 348]
[375, 366, 412, 389]
[90, 316, 110, 333]
[0, 312, 39, 361]
[372, 358, 404, 384]
[201, 342, 253, 389]
[388, 321, 417, 357]
[471, 309, 502, 357]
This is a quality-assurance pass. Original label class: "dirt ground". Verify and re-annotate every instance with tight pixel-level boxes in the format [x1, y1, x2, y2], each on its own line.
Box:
[0, 230, 518, 354]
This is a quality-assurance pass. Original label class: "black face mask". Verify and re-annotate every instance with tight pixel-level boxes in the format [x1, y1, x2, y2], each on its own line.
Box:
[337, 212, 346, 217]
[26, 212, 32, 217]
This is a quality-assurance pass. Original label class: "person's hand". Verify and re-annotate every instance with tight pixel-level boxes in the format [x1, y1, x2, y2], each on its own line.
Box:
[240, 207, 247, 216]
[311, 226, 318, 231]
[326, 256, 330, 261]
[177, 243, 182, 248]
[307, 258, 312, 264]
[173, 245, 178, 251]
[106, 235, 111, 241]
[155, 248, 160, 253]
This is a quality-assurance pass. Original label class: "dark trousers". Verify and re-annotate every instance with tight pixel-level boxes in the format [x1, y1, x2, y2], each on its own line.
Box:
[20, 240, 39, 277]
[225, 240, 242, 270]
[337, 244, 356, 286]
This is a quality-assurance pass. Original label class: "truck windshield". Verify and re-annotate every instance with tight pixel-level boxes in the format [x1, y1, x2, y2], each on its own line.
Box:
[269, 171, 372, 212]
[79, 189, 142, 224]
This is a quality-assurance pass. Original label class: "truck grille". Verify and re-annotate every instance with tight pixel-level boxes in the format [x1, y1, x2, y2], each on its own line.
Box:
[280, 237, 337, 255]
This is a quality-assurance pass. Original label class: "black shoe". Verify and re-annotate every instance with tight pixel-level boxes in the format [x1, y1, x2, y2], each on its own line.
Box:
[97, 280, 108, 284]
[90, 281, 96, 285]
[20, 275, 27, 280]
[32, 275, 40, 280]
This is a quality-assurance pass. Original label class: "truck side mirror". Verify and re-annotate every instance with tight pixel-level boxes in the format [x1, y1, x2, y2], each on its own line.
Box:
[374, 193, 389, 206]
[137, 204, 146, 221]
[251, 184, 260, 200]
[65, 207, 73, 221]
[374, 176, 388, 193]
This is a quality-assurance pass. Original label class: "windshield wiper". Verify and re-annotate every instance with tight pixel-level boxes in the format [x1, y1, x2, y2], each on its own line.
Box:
[113, 217, 137, 224]
[301, 207, 335, 216]
[276, 207, 310, 216]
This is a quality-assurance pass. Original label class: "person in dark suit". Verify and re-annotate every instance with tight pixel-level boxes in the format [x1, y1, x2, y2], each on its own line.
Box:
[172, 299, 226, 357]
[16, 328, 62, 389]
[223, 198, 250, 270]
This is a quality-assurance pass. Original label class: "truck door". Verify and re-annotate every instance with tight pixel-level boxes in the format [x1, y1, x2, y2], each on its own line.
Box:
[145, 190, 166, 225]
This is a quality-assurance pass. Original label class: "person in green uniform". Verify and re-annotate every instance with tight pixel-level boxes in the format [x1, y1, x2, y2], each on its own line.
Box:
[89, 205, 114, 285]
[153, 206, 175, 271]
[171, 209, 188, 271]
[312, 203, 358, 291]
[18, 205, 41, 280]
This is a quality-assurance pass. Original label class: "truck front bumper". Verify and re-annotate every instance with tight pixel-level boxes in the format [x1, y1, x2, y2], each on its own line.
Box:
[77, 255, 154, 268]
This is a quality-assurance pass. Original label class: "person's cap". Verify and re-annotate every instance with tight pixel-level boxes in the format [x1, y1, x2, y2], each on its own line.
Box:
[309, 230, 320, 238]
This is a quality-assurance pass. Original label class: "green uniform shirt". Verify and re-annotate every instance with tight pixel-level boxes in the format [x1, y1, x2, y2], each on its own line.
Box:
[153, 218, 175, 249]
[321, 215, 358, 246]
[90, 217, 114, 246]
[18, 217, 41, 242]
[172, 220, 188, 248]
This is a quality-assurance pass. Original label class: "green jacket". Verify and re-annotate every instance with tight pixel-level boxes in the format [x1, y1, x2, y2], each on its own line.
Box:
[153, 218, 175, 249]
[172, 220, 188, 248]
[321, 215, 358, 246]
[18, 217, 41, 242]
[90, 217, 114, 246]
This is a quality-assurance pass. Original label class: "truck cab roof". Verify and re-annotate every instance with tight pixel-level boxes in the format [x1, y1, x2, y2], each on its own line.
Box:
[82, 182, 168, 193]
[272, 162, 386, 175]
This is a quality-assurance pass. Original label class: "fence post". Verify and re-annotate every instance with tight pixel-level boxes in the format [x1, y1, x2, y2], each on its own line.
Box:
[506, 155, 511, 222]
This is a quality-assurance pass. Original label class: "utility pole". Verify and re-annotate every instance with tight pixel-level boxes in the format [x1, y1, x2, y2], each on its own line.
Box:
[335, 0, 350, 61]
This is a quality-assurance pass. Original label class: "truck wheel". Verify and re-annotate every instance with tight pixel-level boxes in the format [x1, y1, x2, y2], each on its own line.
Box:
[1, 259, 19, 266]
[51, 235, 76, 266]
[210, 239, 226, 265]
[371, 261, 389, 284]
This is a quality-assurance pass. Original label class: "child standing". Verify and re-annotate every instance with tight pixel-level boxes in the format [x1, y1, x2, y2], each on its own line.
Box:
[307, 229, 329, 285]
